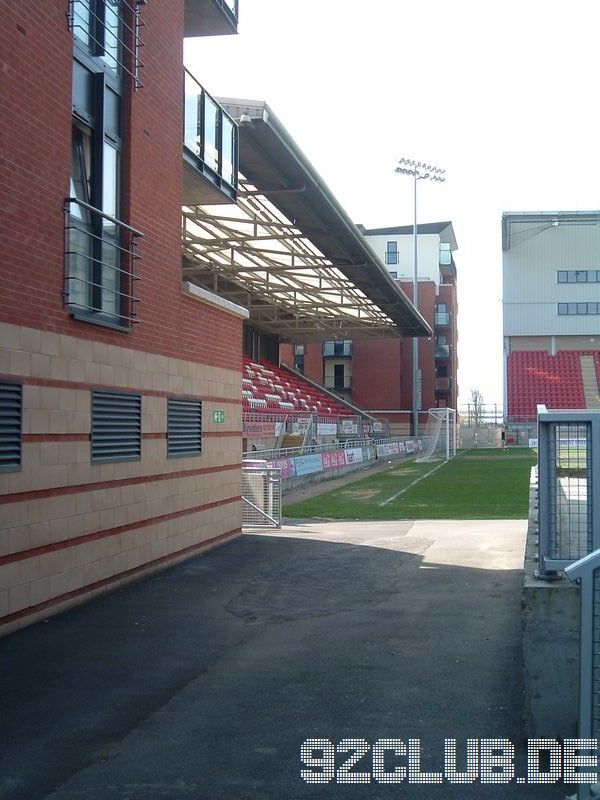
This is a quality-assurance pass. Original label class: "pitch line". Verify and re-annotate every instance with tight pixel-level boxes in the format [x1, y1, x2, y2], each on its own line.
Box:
[377, 458, 450, 507]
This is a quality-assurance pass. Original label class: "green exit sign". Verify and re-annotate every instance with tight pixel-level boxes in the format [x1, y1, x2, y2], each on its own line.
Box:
[213, 409, 225, 424]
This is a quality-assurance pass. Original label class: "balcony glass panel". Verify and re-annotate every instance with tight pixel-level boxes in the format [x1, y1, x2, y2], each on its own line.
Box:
[435, 377, 451, 392]
[184, 70, 238, 193]
[435, 344, 451, 359]
[221, 115, 235, 187]
[434, 311, 451, 326]
[323, 341, 352, 357]
[204, 95, 219, 173]
[439, 242, 452, 266]
[184, 73, 201, 157]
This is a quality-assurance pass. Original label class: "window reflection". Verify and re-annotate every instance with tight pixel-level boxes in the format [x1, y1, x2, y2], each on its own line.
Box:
[204, 96, 219, 172]
[72, 0, 90, 46]
[101, 0, 120, 76]
[222, 116, 234, 185]
[184, 73, 202, 156]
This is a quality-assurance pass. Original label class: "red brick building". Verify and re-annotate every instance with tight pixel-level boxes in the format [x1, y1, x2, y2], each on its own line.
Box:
[282, 223, 459, 434]
[0, 0, 244, 635]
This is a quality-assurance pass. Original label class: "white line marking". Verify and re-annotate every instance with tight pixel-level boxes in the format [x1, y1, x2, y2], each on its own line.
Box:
[377, 459, 450, 507]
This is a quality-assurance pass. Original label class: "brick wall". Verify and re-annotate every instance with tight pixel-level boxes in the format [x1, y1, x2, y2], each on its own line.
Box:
[0, 1, 244, 634]
[0, 1, 241, 372]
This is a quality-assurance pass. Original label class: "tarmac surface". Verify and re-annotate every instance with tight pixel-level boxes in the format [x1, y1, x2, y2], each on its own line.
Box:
[0, 516, 570, 799]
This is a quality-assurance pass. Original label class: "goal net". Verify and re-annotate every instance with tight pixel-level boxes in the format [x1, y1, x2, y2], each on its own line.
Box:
[416, 407, 457, 462]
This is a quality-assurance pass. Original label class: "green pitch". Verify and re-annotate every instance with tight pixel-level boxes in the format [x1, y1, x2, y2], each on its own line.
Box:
[283, 448, 537, 520]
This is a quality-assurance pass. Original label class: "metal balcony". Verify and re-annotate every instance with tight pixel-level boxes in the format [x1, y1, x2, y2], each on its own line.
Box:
[435, 344, 451, 360]
[185, 0, 238, 37]
[439, 242, 456, 277]
[434, 311, 451, 327]
[434, 377, 451, 392]
[64, 198, 142, 330]
[183, 69, 238, 205]
[323, 341, 352, 357]
[324, 376, 352, 391]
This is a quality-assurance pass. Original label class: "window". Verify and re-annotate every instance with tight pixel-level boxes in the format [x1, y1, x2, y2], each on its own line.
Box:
[91, 390, 141, 463]
[385, 241, 398, 265]
[558, 303, 600, 315]
[70, 0, 143, 85]
[557, 270, 600, 284]
[66, 1, 142, 330]
[389, 271, 398, 279]
[167, 398, 202, 458]
[0, 381, 22, 471]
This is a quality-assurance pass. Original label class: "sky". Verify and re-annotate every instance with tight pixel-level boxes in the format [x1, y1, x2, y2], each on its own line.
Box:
[185, 0, 600, 407]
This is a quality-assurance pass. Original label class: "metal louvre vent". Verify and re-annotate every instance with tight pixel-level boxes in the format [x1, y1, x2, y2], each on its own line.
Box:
[91, 390, 141, 463]
[167, 398, 202, 458]
[0, 381, 22, 471]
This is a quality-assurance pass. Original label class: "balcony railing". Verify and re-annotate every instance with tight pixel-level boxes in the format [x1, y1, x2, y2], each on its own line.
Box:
[323, 341, 352, 357]
[324, 377, 352, 391]
[435, 344, 451, 359]
[184, 69, 238, 201]
[434, 377, 451, 392]
[68, 0, 145, 88]
[434, 311, 451, 327]
[64, 198, 142, 330]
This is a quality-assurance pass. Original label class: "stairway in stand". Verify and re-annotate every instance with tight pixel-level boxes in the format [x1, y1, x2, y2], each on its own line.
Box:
[580, 354, 600, 409]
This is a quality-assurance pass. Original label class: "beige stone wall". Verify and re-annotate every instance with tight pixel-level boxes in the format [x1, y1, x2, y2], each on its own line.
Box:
[0, 323, 243, 635]
[509, 335, 600, 352]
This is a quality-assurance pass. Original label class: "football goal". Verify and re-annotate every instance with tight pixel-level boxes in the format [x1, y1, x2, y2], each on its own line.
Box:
[417, 407, 457, 462]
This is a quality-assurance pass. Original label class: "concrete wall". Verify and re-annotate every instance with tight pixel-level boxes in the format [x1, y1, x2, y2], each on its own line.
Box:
[503, 218, 600, 338]
[522, 468, 579, 737]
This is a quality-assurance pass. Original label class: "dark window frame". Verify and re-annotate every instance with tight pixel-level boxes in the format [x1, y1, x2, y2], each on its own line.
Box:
[385, 240, 399, 266]
[68, 2, 134, 332]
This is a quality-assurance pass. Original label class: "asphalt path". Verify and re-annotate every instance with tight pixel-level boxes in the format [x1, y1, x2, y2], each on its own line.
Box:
[0, 519, 570, 799]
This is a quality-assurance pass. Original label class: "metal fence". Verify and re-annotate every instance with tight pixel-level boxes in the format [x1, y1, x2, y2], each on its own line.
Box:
[565, 550, 600, 799]
[538, 409, 600, 575]
[241, 464, 282, 528]
[243, 438, 375, 463]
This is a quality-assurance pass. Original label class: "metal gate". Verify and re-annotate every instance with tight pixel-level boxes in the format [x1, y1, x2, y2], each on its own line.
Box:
[242, 463, 282, 528]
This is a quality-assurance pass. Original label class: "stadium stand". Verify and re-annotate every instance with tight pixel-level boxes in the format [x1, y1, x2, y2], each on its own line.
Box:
[506, 351, 595, 419]
[242, 358, 354, 417]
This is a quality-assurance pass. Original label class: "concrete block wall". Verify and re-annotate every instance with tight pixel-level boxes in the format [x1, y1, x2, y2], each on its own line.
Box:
[522, 467, 580, 737]
[0, 324, 243, 636]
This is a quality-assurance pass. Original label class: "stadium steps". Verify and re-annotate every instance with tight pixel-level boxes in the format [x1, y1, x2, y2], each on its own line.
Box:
[580, 354, 600, 409]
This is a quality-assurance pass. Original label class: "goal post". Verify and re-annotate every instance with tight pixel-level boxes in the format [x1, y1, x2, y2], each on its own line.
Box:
[417, 407, 457, 463]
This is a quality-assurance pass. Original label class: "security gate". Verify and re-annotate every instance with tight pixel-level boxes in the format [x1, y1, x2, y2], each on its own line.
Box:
[242, 463, 282, 528]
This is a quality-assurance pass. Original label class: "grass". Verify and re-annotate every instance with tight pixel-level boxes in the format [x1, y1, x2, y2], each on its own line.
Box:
[283, 448, 537, 520]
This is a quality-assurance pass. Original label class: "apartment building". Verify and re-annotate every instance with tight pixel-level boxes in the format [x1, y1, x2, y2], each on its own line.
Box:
[284, 222, 459, 433]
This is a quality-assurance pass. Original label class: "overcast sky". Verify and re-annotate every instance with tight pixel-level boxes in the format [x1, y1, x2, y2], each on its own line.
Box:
[185, 0, 600, 407]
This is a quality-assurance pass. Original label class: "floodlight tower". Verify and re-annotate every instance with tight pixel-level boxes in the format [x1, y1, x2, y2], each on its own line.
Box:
[394, 159, 446, 437]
